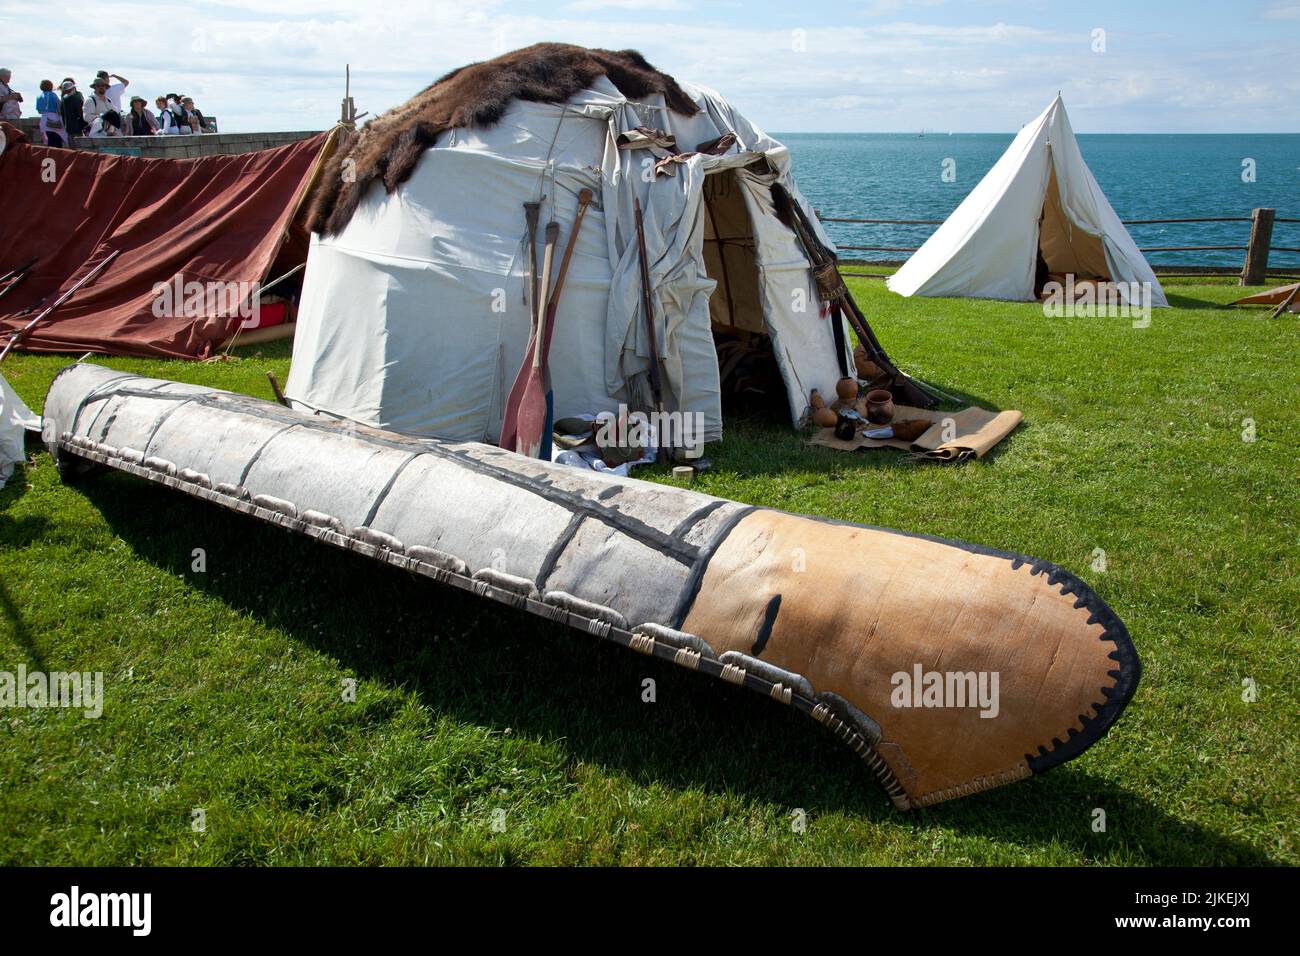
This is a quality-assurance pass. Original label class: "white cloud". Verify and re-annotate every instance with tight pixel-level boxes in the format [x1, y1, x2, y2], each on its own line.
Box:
[811, 94, 895, 111]
[874, 20, 1067, 43]
[0, 1, 1295, 134]
[566, 0, 686, 10]
[859, 0, 947, 17]
[1261, 2, 1300, 19]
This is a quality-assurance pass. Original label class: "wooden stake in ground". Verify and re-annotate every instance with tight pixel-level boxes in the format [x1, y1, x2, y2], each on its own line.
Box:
[266, 372, 290, 407]
[1270, 283, 1299, 319]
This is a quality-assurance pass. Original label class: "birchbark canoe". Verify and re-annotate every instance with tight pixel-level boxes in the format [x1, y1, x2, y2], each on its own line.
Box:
[42, 363, 1140, 809]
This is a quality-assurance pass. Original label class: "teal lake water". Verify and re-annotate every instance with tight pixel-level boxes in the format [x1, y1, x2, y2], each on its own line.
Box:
[779, 133, 1300, 269]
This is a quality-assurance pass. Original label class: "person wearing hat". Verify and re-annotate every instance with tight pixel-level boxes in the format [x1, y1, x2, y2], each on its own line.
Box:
[87, 108, 123, 138]
[127, 95, 157, 135]
[0, 68, 22, 122]
[82, 75, 114, 127]
[59, 79, 86, 140]
[181, 97, 208, 133]
[93, 70, 129, 112]
[159, 94, 191, 135]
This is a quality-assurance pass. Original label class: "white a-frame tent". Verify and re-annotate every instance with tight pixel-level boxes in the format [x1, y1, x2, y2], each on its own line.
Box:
[888, 95, 1168, 307]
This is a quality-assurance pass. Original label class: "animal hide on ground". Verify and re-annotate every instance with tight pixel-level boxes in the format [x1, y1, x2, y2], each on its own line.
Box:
[308, 43, 700, 237]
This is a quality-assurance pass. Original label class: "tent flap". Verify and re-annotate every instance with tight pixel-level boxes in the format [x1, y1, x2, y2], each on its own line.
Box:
[1, 370, 38, 489]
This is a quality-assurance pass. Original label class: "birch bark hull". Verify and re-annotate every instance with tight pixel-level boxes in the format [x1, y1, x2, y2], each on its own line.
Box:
[43, 363, 1140, 809]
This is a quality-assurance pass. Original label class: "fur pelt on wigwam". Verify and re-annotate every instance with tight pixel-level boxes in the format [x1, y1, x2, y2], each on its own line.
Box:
[307, 43, 700, 237]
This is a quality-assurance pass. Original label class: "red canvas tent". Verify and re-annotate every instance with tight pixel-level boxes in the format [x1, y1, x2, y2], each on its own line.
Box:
[0, 122, 331, 359]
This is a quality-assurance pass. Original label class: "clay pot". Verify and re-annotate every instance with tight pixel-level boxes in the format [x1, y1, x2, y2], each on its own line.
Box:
[865, 389, 895, 425]
[812, 406, 838, 428]
[854, 346, 884, 382]
[835, 377, 859, 403]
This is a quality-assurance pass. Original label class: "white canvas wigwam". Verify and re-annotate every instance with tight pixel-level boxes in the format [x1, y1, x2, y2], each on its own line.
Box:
[285, 79, 854, 445]
[888, 96, 1168, 307]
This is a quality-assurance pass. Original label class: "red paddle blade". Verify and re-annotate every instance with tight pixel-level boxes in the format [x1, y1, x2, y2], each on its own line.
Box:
[514, 371, 548, 458]
[499, 327, 539, 449]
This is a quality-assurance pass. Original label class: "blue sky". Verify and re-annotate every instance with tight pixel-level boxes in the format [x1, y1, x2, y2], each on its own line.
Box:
[2, 0, 1297, 133]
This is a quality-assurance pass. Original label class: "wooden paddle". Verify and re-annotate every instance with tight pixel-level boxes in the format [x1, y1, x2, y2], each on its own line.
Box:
[511, 221, 559, 457]
[535, 189, 594, 459]
[498, 201, 545, 451]
[514, 189, 596, 458]
[523, 201, 541, 321]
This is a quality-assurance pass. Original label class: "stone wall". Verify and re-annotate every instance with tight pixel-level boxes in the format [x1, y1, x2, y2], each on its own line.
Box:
[13, 117, 320, 157]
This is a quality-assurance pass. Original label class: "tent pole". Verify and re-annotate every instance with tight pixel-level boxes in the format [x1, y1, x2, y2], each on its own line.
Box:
[0, 250, 120, 363]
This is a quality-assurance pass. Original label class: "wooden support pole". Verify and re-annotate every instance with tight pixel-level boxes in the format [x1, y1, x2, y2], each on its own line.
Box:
[1269, 283, 1299, 319]
[1240, 207, 1275, 286]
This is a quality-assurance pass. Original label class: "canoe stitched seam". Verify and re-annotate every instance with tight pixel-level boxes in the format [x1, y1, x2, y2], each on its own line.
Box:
[73, 380, 186, 441]
[669, 498, 727, 539]
[669, 504, 758, 628]
[141, 397, 201, 458]
[78, 382, 139, 442]
[66, 373, 139, 434]
[534, 511, 586, 591]
[784, 508, 1141, 776]
[360, 450, 423, 528]
[239, 422, 301, 487]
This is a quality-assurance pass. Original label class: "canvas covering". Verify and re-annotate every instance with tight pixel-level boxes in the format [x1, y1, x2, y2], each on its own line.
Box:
[0, 122, 330, 359]
[285, 80, 851, 443]
[0, 370, 38, 488]
[888, 96, 1168, 307]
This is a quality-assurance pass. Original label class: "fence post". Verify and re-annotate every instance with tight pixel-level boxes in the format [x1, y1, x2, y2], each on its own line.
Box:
[1240, 208, 1275, 285]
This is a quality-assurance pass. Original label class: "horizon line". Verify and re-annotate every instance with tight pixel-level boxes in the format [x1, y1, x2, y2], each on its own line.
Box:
[772, 130, 1300, 136]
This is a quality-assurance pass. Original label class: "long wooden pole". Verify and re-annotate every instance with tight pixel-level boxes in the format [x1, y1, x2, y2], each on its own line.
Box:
[0, 257, 37, 305]
[632, 196, 665, 417]
[538, 189, 594, 370]
[0, 250, 120, 363]
[0, 256, 37, 288]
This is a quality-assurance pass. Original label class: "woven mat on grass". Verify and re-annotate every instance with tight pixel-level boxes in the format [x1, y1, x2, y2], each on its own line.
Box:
[808, 405, 1023, 462]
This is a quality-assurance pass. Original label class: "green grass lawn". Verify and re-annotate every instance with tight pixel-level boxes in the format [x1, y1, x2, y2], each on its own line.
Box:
[1, 276, 1295, 865]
